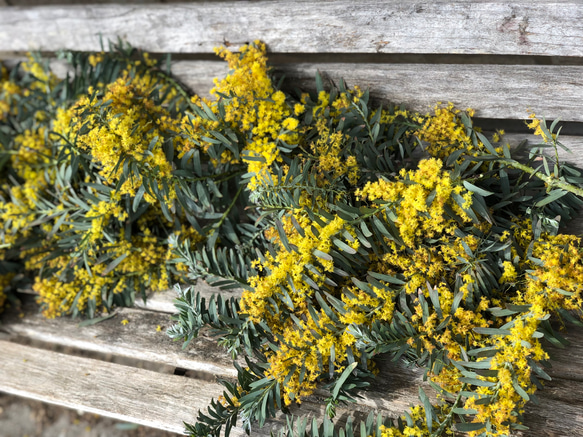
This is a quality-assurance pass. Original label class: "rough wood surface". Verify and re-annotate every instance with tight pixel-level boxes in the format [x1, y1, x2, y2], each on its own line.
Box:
[275, 63, 583, 123]
[2, 316, 583, 436]
[168, 61, 583, 122]
[0, 340, 226, 434]
[13, 58, 583, 122]
[2, 299, 238, 379]
[1, 1, 583, 56]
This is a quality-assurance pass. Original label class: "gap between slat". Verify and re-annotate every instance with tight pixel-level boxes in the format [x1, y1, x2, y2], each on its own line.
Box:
[5, 51, 583, 66]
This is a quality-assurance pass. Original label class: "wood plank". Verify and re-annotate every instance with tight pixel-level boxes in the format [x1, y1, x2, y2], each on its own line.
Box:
[3, 297, 583, 435]
[2, 331, 583, 436]
[2, 2, 583, 57]
[0, 340, 226, 434]
[14, 58, 583, 123]
[274, 63, 583, 123]
[0, 338, 434, 435]
[2, 300, 238, 379]
[170, 61, 583, 122]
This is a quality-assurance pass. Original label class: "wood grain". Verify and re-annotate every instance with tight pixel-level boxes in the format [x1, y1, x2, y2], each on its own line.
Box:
[3, 322, 583, 436]
[15, 59, 583, 122]
[168, 61, 583, 122]
[2, 302, 238, 379]
[0, 340, 225, 434]
[274, 63, 583, 123]
[2, 2, 583, 56]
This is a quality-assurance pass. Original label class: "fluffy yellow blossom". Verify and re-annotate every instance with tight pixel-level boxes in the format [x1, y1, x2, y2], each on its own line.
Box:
[356, 158, 475, 249]
[209, 41, 299, 189]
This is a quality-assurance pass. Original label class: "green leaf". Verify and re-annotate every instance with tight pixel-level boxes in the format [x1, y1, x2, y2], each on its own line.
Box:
[473, 327, 511, 336]
[315, 70, 324, 94]
[418, 387, 433, 433]
[102, 253, 129, 276]
[313, 249, 333, 261]
[275, 219, 292, 252]
[476, 132, 498, 155]
[452, 408, 478, 415]
[454, 422, 486, 432]
[333, 238, 357, 254]
[513, 380, 530, 401]
[367, 271, 405, 285]
[133, 185, 146, 212]
[332, 362, 358, 399]
[458, 377, 496, 387]
[534, 189, 568, 207]
[463, 181, 494, 197]
[457, 359, 492, 369]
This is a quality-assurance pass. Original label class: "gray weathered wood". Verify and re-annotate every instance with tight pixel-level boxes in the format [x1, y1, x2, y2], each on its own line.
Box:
[1, 2, 583, 56]
[0, 340, 225, 434]
[2, 323, 583, 436]
[2, 302, 238, 378]
[170, 61, 583, 121]
[503, 133, 583, 168]
[3, 294, 583, 435]
[274, 63, 583, 123]
[14, 58, 583, 122]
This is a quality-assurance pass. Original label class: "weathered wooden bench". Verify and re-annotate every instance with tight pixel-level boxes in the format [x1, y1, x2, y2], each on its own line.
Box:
[2, 1, 583, 435]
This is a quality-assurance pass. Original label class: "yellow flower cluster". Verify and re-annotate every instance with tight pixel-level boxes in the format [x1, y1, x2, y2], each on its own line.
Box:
[0, 68, 20, 121]
[0, 50, 203, 318]
[244, 216, 360, 404]
[71, 77, 178, 201]
[357, 158, 473, 248]
[379, 405, 449, 437]
[416, 103, 475, 158]
[526, 112, 555, 142]
[356, 158, 480, 303]
[311, 117, 359, 186]
[208, 42, 299, 188]
[4, 43, 583, 437]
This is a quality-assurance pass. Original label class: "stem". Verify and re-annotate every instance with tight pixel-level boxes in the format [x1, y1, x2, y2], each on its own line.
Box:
[215, 184, 244, 230]
[430, 383, 468, 437]
[503, 159, 583, 198]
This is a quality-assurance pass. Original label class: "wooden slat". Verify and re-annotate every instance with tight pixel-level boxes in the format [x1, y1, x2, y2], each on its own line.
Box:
[3, 328, 583, 436]
[1, 2, 583, 56]
[2, 302, 238, 378]
[169, 61, 583, 121]
[22, 59, 583, 122]
[0, 340, 225, 434]
[503, 133, 583, 167]
[3, 297, 583, 435]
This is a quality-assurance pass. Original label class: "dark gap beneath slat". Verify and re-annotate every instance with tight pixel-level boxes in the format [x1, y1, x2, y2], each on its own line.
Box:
[4, 51, 583, 66]
[474, 118, 583, 136]
[157, 53, 583, 66]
